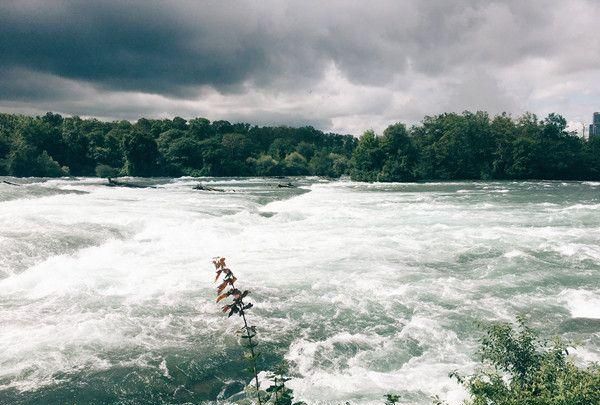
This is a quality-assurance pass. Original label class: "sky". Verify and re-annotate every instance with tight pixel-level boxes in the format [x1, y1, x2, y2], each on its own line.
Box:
[1, 0, 599, 135]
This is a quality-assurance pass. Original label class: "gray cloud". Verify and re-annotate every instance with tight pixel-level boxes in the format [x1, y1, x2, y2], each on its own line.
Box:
[0, 0, 599, 134]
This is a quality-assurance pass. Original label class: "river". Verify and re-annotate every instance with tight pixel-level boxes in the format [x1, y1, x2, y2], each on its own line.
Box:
[1, 177, 599, 404]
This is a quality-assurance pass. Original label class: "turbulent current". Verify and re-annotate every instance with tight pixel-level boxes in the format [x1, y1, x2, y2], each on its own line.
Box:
[0, 177, 599, 405]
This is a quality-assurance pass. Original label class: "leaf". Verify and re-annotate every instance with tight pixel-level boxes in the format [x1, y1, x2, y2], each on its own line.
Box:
[221, 305, 231, 313]
[216, 280, 229, 294]
[216, 292, 229, 303]
[214, 269, 223, 282]
[243, 303, 253, 310]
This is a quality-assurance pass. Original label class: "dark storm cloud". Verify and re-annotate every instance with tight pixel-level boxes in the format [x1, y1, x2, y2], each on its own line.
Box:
[0, 1, 273, 95]
[0, 0, 599, 133]
[0, 0, 562, 94]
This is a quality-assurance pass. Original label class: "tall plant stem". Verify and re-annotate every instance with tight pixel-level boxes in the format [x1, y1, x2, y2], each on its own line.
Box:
[235, 282, 262, 405]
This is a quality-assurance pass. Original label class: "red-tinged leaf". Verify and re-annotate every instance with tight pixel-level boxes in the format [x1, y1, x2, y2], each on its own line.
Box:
[222, 305, 231, 313]
[214, 269, 223, 282]
[216, 292, 230, 303]
[217, 280, 229, 294]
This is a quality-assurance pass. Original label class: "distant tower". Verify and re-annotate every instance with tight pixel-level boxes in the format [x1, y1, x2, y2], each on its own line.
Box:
[589, 112, 600, 138]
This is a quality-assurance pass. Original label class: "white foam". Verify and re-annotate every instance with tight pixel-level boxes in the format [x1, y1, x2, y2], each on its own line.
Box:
[560, 289, 600, 319]
[503, 249, 528, 258]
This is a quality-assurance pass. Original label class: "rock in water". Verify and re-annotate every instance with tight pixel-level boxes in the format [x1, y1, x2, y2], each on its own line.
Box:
[277, 182, 296, 188]
[193, 184, 226, 192]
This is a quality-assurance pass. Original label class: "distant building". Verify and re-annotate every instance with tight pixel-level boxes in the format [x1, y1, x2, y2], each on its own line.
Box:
[589, 112, 600, 138]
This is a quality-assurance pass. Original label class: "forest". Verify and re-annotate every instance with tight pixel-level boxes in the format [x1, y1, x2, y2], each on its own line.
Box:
[1, 111, 599, 181]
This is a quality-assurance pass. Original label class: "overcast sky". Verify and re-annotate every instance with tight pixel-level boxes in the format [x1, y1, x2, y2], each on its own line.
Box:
[1, 0, 599, 135]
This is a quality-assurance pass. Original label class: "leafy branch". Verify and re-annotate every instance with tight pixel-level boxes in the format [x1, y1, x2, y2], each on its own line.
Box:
[213, 257, 262, 404]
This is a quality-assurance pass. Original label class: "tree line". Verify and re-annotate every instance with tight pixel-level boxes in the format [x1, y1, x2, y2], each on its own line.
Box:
[352, 111, 600, 181]
[1, 111, 599, 181]
[0, 112, 355, 179]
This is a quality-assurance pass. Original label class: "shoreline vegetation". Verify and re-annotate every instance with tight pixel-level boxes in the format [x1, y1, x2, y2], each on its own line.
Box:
[1, 111, 599, 183]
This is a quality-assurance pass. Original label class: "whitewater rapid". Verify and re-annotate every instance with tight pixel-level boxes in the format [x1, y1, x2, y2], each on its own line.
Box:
[0, 178, 598, 404]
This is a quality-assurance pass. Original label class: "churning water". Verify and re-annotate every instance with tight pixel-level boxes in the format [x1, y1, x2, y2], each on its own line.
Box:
[0, 177, 599, 404]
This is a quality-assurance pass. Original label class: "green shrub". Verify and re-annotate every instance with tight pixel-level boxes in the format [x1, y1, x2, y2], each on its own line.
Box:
[449, 316, 600, 405]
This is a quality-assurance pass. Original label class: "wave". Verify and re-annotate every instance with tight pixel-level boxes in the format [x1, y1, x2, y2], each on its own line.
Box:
[0, 181, 88, 202]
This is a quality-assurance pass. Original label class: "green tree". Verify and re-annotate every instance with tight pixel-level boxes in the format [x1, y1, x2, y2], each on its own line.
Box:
[156, 129, 196, 175]
[122, 130, 159, 176]
[309, 151, 335, 177]
[489, 113, 517, 179]
[247, 154, 280, 176]
[60, 117, 93, 174]
[88, 129, 121, 169]
[350, 130, 384, 181]
[36, 151, 68, 177]
[330, 153, 349, 177]
[283, 151, 309, 175]
[296, 141, 316, 160]
[585, 135, 600, 179]
[268, 138, 294, 160]
[379, 123, 418, 181]
[189, 117, 212, 140]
